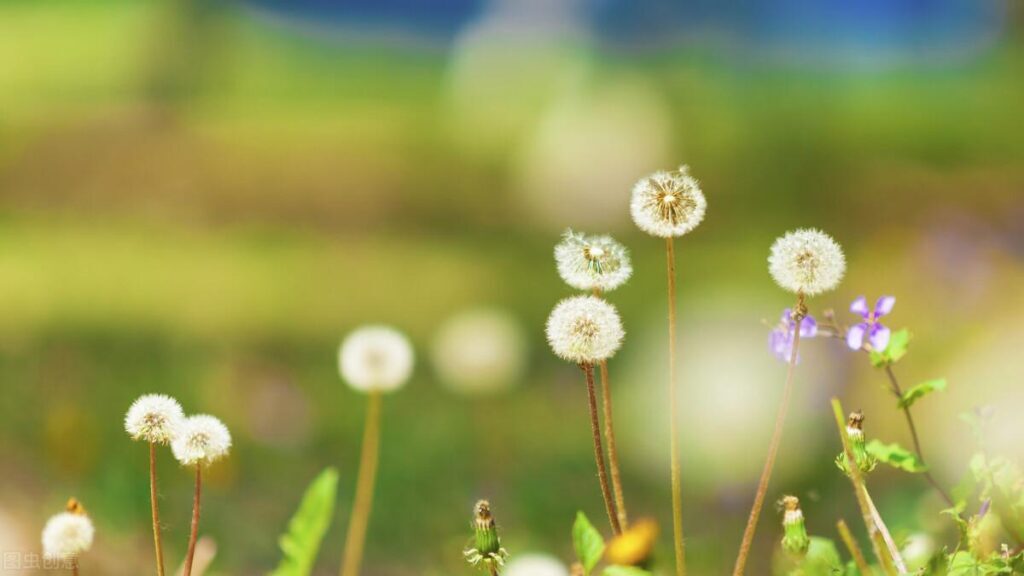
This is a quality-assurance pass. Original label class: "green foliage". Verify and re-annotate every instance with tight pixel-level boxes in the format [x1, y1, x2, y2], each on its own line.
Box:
[573, 512, 606, 576]
[775, 537, 843, 576]
[866, 440, 927, 473]
[946, 550, 1024, 575]
[870, 329, 911, 367]
[602, 566, 652, 576]
[270, 468, 339, 576]
[898, 378, 947, 409]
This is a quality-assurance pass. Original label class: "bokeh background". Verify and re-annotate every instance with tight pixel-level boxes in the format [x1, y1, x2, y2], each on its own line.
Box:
[2, 0, 1023, 574]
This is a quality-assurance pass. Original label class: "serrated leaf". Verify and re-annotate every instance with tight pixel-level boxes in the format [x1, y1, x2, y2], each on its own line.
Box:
[899, 378, 947, 409]
[270, 468, 339, 576]
[601, 566, 651, 576]
[573, 512, 605, 575]
[870, 328, 911, 367]
[866, 440, 927, 473]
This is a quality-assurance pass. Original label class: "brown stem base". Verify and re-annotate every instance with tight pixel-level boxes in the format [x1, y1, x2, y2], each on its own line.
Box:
[583, 364, 621, 535]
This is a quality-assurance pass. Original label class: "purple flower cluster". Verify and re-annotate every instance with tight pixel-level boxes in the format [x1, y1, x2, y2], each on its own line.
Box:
[769, 309, 817, 363]
[847, 296, 895, 352]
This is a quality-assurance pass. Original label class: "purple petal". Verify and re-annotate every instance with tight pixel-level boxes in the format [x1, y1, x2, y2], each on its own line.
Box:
[850, 296, 869, 318]
[780, 308, 793, 326]
[874, 295, 896, 317]
[847, 323, 867, 350]
[869, 324, 891, 352]
[799, 315, 818, 338]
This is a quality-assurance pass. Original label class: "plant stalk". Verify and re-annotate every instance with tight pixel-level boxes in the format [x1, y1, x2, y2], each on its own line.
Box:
[836, 518, 871, 576]
[666, 237, 687, 576]
[150, 442, 167, 576]
[341, 391, 382, 576]
[183, 465, 202, 576]
[592, 287, 629, 531]
[583, 363, 622, 535]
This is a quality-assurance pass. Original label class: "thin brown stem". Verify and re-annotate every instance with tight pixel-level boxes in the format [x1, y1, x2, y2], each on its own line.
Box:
[583, 364, 622, 535]
[882, 365, 956, 509]
[488, 563, 500, 576]
[150, 443, 167, 576]
[836, 518, 871, 575]
[666, 237, 686, 576]
[72, 559, 79, 576]
[183, 465, 202, 576]
[864, 488, 907, 573]
[598, 359, 629, 530]
[341, 391, 382, 576]
[733, 295, 805, 576]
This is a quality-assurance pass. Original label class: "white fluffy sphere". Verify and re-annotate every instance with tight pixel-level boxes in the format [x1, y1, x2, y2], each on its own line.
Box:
[432, 309, 526, 395]
[630, 165, 706, 238]
[172, 415, 232, 466]
[768, 229, 846, 296]
[554, 229, 632, 292]
[42, 512, 94, 560]
[546, 296, 624, 364]
[339, 326, 415, 393]
[124, 394, 185, 445]
[505, 554, 569, 576]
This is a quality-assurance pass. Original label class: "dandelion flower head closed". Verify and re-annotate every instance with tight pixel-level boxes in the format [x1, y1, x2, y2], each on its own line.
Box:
[630, 165, 706, 238]
[546, 296, 624, 364]
[339, 325, 414, 393]
[554, 229, 632, 292]
[171, 415, 232, 466]
[42, 503, 94, 560]
[124, 394, 185, 445]
[768, 229, 846, 296]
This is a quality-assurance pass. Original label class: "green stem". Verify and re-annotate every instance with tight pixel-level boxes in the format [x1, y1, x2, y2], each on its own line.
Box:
[341, 391, 382, 576]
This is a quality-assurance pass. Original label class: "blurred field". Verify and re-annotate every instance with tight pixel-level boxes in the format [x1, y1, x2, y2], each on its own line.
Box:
[1, 1, 1023, 574]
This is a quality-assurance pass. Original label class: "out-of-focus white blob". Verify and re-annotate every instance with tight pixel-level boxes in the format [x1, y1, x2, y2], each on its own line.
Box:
[516, 79, 673, 230]
[901, 533, 935, 571]
[504, 553, 569, 576]
[444, 0, 591, 156]
[432, 308, 527, 396]
[619, 307, 840, 492]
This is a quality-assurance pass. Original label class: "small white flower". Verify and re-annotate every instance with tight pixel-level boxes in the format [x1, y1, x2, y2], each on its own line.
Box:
[339, 326, 414, 393]
[768, 229, 845, 296]
[42, 512, 94, 560]
[546, 296, 624, 364]
[124, 394, 185, 445]
[554, 229, 632, 292]
[505, 554, 569, 576]
[432, 309, 526, 396]
[630, 165, 706, 238]
[172, 415, 232, 466]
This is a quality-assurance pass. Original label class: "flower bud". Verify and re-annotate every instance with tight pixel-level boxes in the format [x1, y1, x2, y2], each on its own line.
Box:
[780, 496, 810, 558]
[835, 411, 877, 475]
[464, 500, 509, 570]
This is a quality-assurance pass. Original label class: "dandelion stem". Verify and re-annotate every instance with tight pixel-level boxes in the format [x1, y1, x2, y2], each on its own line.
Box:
[599, 359, 629, 530]
[666, 237, 687, 576]
[488, 564, 500, 576]
[583, 363, 622, 535]
[72, 559, 79, 576]
[732, 294, 805, 576]
[831, 398, 906, 575]
[183, 465, 202, 576]
[149, 442, 166, 576]
[836, 518, 871, 576]
[341, 390, 382, 576]
[882, 365, 956, 509]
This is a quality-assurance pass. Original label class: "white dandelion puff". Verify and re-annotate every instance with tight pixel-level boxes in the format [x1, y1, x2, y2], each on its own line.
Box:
[42, 509, 94, 560]
[432, 309, 526, 396]
[124, 394, 185, 445]
[171, 415, 232, 466]
[339, 326, 415, 393]
[546, 296, 624, 364]
[630, 165, 706, 238]
[505, 554, 569, 576]
[554, 229, 633, 292]
[768, 228, 846, 296]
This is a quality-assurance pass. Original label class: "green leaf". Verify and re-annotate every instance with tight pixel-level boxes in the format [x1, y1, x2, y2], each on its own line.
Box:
[601, 567, 651, 576]
[573, 512, 606, 575]
[270, 468, 339, 576]
[866, 440, 927, 473]
[870, 328, 911, 367]
[899, 378, 947, 409]
[801, 537, 843, 576]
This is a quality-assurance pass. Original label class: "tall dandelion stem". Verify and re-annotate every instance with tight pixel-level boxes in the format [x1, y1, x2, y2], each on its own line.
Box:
[183, 465, 202, 576]
[149, 443, 166, 576]
[599, 359, 629, 530]
[341, 390, 382, 576]
[666, 237, 687, 576]
[583, 364, 622, 535]
[733, 295, 805, 576]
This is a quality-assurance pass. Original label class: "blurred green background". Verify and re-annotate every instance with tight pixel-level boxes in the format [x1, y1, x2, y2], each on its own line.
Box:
[2, 0, 1024, 574]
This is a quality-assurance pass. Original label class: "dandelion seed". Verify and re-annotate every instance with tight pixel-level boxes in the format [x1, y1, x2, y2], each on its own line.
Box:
[125, 394, 185, 445]
[42, 500, 94, 561]
[554, 229, 633, 292]
[545, 296, 624, 364]
[171, 415, 232, 467]
[630, 166, 706, 238]
[339, 326, 414, 393]
[768, 229, 845, 296]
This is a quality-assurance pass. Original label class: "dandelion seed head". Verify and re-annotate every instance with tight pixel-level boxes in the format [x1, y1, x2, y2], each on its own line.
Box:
[545, 296, 624, 364]
[42, 511, 93, 560]
[124, 394, 185, 445]
[768, 229, 845, 296]
[171, 415, 231, 466]
[339, 325, 414, 393]
[432, 309, 526, 396]
[630, 166, 706, 238]
[554, 229, 632, 292]
[505, 554, 569, 576]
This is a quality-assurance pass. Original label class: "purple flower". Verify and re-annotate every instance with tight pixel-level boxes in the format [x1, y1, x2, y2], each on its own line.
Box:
[769, 308, 817, 363]
[847, 295, 895, 352]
